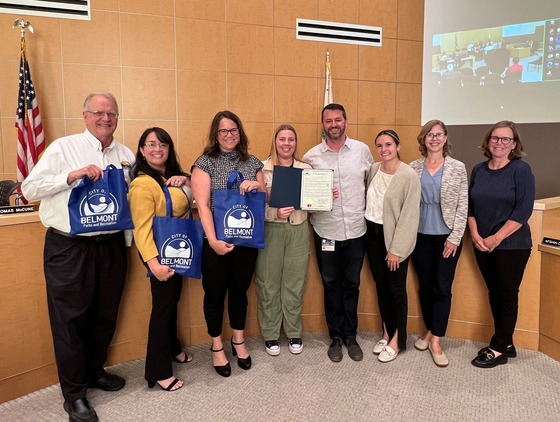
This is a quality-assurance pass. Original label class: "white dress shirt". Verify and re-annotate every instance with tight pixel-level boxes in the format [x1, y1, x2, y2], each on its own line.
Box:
[22, 129, 135, 234]
[303, 136, 374, 241]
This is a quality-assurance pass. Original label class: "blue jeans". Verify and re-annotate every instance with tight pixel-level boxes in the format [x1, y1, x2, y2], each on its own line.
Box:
[313, 231, 366, 339]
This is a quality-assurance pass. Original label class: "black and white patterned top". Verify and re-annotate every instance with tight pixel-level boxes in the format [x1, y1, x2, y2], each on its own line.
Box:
[193, 151, 264, 211]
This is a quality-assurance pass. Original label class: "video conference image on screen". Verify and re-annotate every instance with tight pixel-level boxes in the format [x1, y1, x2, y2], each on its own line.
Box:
[431, 18, 560, 88]
[422, 0, 560, 125]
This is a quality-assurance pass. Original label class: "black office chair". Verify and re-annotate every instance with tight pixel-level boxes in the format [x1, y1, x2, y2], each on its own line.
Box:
[0, 180, 21, 206]
[504, 70, 522, 83]
[528, 56, 542, 72]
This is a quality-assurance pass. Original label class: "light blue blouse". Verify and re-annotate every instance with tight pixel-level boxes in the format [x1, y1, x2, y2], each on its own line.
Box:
[418, 166, 451, 235]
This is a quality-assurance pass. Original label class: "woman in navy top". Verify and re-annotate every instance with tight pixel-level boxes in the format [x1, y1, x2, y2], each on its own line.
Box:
[468, 120, 535, 368]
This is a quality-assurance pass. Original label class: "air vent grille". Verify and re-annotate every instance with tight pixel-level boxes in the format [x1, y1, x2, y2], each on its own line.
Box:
[296, 18, 381, 47]
[0, 0, 90, 21]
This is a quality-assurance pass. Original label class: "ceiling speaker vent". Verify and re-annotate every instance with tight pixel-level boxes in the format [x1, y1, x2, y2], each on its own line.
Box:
[0, 0, 90, 20]
[296, 18, 382, 47]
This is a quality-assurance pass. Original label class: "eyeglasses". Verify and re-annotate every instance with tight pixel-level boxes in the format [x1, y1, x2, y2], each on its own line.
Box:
[86, 110, 118, 119]
[489, 136, 514, 145]
[218, 128, 239, 136]
[143, 141, 169, 149]
[426, 133, 446, 140]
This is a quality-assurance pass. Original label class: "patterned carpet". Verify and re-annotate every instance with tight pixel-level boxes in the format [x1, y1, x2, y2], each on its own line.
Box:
[2, 332, 560, 421]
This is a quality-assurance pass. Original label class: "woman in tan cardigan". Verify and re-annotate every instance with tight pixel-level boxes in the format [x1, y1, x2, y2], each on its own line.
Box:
[255, 124, 311, 356]
[410, 120, 468, 368]
[365, 130, 421, 363]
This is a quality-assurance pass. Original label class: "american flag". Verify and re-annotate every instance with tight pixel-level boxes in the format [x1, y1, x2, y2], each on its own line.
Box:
[16, 40, 45, 187]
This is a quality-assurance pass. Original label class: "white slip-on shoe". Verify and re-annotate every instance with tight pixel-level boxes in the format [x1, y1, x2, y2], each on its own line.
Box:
[414, 337, 429, 351]
[372, 339, 388, 355]
[378, 345, 399, 363]
[428, 343, 449, 367]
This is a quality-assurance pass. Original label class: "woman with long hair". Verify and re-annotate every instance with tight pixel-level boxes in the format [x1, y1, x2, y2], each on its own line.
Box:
[191, 111, 266, 377]
[129, 127, 192, 391]
[255, 124, 311, 356]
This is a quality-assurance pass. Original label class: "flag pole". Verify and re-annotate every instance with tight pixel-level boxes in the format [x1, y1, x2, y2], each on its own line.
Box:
[13, 18, 44, 205]
[321, 50, 333, 142]
[324, 50, 333, 107]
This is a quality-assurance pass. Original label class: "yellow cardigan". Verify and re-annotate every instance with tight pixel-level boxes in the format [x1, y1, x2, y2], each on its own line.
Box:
[128, 174, 190, 262]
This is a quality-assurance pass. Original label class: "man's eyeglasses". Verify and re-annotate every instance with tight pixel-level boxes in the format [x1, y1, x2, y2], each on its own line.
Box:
[143, 141, 169, 149]
[489, 136, 514, 145]
[86, 110, 118, 119]
[218, 128, 239, 136]
[426, 133, 446, 140]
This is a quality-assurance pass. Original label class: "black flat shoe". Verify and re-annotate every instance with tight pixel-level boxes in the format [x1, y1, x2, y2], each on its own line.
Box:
[231, 337, 252, 370]
[147, 378, 183, 391]
[210, 346, 231, 377]
[478, 345, 517, 358]
[63, 398, 98, 422]
[472, 349, 508, 368]
[88, 370, 125, 391]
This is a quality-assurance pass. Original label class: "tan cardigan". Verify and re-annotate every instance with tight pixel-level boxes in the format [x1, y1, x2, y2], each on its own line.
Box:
[409, 156, 468, 246]
[367, 162, 421, 262]
[262, 157, 311, 225]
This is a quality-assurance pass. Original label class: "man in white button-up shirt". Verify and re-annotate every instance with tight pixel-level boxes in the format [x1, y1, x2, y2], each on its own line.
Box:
[303, 104, 374, 363]
[22, 92, 135, 422]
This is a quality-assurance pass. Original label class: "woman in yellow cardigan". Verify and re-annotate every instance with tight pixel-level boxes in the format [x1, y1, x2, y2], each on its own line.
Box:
[128, 127, 192, 392]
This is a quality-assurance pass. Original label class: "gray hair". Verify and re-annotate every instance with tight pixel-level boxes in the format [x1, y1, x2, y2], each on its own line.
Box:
[83, 92, 119, 114]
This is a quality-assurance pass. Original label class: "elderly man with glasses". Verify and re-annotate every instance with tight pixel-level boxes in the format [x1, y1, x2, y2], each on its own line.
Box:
[22, 92, 135, 422]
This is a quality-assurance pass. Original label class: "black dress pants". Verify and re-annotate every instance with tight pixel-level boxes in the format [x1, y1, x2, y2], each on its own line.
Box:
[412, 233, 462, 337]
[312, 232, 366, 340]
[145, 272, 183, 382]
[365, 221, 409, 351]
[473, 248, 531, 353]
[43, 229, 127, 402]
[201, 239, 258, 337]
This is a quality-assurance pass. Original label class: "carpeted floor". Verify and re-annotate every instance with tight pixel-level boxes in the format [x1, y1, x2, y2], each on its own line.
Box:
[2, 332, 560, 421]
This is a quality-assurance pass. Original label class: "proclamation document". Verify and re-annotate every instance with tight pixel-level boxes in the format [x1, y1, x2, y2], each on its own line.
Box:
[300, 169, 333, 211]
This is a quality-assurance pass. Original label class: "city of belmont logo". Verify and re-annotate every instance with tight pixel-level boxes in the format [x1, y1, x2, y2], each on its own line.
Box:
[222, 204, 255, 239]
[159, 234, 195, 269]
[79, 188, 119, 228]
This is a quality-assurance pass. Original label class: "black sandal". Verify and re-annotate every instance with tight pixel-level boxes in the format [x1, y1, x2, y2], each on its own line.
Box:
[147, 378, 183, 391]
[172, 351, 193, 363]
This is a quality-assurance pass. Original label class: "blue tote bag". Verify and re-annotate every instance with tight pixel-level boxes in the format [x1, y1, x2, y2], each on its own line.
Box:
[68, 164, 134, 234]
[150, 186, 203, 279]
[213, 171, 265, 249]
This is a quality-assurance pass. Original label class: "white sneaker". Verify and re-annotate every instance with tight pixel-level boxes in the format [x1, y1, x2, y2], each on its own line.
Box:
[378, 345, 399, 363]
[265, 340, 280, 356]
[372, 339, 388, 355]
[288, 338, 303, 354]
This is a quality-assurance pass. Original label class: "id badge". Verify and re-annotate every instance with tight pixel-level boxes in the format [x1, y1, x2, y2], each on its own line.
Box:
[322, 239, 335, 251]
